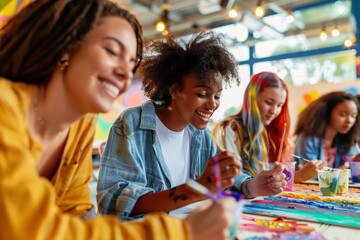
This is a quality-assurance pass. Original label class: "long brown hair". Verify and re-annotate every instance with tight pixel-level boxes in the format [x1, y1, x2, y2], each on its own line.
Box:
[295, 91, 360, 154]
[0, 0, 144, 84]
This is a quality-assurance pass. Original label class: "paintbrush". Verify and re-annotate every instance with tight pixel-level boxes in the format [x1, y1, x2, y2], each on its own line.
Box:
[186, 179, 217, 201]
[291, 154, 311, 162]
[207, 131, 224, 198]
[213, 155, 222, 199]
[277, 123, 287, 162]
[355, 140, 360, 154]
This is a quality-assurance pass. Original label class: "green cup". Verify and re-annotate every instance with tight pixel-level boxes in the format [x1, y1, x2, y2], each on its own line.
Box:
[317, 169, 340, 196]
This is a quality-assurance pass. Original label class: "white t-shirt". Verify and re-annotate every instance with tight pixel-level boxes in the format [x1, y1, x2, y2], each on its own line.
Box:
[155, 115, 191, 187]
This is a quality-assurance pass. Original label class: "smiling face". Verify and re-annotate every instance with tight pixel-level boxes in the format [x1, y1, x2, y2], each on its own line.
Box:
[170, 71, 222, 130]
[329, 100, 358, 134]
[63, 16, 137, 113]
[256, 87, 287, 126]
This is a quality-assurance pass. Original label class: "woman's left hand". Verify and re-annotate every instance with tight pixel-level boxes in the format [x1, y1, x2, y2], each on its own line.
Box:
[352, 153, 360, 162]
[246, 162, 286, 197]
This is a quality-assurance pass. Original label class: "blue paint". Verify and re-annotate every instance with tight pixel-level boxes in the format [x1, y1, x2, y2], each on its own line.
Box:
[243, 195, 360, 227]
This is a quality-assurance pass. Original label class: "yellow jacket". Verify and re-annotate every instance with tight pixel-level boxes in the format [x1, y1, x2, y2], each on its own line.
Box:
[52, 108, 95, 217]
[0, 78, 190, 240]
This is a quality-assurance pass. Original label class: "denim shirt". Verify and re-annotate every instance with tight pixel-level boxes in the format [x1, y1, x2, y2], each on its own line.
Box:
[97, 101, 218, 221]
[294, 134, 356, 168]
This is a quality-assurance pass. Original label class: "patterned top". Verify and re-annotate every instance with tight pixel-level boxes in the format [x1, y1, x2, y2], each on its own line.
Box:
[294, 133, 356, 168]
[323, 143, 337, 168]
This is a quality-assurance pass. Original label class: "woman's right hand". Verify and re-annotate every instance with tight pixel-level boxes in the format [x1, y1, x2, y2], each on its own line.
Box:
[185, 197, 236, 240]
[294, 160, 324, 182]
[352, 153, 360, 162]
[196, 151, 241, 192]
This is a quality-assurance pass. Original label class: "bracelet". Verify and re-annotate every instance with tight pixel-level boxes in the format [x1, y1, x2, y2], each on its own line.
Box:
[244, 179, 254, 199]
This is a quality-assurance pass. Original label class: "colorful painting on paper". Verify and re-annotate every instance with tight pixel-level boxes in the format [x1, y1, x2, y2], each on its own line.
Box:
[0, 0, 29, 28]
[238, 215, 326, 240]
[243, 184, 360, 228]
[94, 77, 147, 144]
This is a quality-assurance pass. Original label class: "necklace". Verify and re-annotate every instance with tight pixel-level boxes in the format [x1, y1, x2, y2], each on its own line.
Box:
[33, 86, 64, 139]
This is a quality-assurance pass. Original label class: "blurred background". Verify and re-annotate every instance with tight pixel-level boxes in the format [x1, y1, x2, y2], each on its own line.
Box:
[92, 0, 360, 145]
[2, 0, 359, 145]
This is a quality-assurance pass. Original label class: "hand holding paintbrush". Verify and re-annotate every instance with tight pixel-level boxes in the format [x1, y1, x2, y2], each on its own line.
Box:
[351, 140, 360, 162]
[291, 153, 326, 182]
[195, 132, 241, 195]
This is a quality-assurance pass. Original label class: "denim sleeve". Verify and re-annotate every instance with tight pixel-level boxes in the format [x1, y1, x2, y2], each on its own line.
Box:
[347, 145, 357, 158]
[294, 135, 320, 166]
[96, 125, 155, 221]
[233, 170, 251, 190]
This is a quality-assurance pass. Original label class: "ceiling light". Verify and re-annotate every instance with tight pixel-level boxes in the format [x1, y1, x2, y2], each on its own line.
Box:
[155, 20, 166, 32]
[331, 22, 340, 38]
[286, 12, 294, 23]
[320, 27, 327, 41]
[155, 0, 170, 33]
[344, 39, 353, 47]
[332, 28, 340, 37]
[229, 9, 238, 18]
[254, 1, 265, 18]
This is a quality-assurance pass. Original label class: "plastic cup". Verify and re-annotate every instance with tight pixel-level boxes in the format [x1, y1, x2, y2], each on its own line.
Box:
[337, 169, 350, 194]
[266, 162, 296, 191]
[317, 169, 340, 196]
[282, 162, 296, 191]
[350, 162, 360, 183]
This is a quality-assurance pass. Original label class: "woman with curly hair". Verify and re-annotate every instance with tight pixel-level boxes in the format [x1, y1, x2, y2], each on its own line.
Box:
[294, 91, 360, 173]
[97, 31, 242, 220]
[0, 1, 237, 239]
[213, 72, 289, 198]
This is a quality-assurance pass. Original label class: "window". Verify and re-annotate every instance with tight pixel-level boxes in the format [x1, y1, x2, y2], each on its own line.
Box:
[253, 50, 356, 86]
[210, 64, 250, 128]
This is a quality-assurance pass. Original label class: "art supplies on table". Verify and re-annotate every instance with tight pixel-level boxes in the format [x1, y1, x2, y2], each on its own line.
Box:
[317, 169, 340, 196]
[242, 184, 360, 229]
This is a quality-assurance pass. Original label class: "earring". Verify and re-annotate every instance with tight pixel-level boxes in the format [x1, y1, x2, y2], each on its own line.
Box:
[57, 57, 69, 71]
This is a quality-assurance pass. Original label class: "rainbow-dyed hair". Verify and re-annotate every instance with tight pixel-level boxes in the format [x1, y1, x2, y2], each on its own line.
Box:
[236, 72, 290, 176]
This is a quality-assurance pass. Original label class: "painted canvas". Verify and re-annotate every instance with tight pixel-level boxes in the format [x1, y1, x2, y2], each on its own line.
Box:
[243, 184, 360, 228]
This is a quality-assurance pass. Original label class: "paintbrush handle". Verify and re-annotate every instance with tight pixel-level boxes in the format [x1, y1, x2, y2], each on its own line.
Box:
[356, 142, 360, 154]
[277, 123, 287, 162]
[187, 179, 217, 201]
[291, 154, 310, 162]
[213, 156, 222, 199]
[209, 131, 225, 152]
